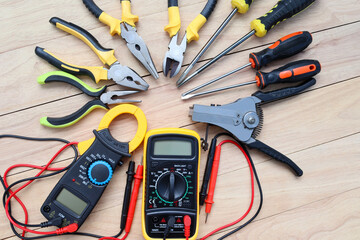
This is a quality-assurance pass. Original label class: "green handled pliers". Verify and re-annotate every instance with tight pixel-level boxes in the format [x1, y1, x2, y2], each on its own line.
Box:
[38, 71, 141, 128]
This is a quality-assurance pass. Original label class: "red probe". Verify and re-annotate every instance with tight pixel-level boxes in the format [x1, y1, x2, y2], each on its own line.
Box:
[204, 145, 221, 223]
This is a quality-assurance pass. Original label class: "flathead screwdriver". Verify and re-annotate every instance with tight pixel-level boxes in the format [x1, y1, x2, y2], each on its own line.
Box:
[182, 31, 313, 97]
[177, 0, 255, 85]
[177, 0, 317, 87]
[182, 59, 321, 99]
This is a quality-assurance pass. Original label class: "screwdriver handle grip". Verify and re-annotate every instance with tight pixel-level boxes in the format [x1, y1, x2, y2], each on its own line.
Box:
[249, 31, 312, 70]
[231, 0, 254, 14]
[250, 0, 316, 37]
[255, 59, 321, 89]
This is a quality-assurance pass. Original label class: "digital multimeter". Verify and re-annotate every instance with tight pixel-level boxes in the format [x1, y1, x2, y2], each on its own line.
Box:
[141, 128, 201, 240]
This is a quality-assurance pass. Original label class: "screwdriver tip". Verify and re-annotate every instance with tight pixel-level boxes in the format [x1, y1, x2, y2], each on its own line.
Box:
[181, 94, 193, 100]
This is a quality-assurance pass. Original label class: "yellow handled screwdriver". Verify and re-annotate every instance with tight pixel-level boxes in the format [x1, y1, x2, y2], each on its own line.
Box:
[177, 0, 317, 87]
[176, 0, 255, 83]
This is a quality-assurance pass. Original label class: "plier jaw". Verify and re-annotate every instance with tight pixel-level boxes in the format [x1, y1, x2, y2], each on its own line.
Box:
[163, 33, 187, 78]
[108, 63, 149, 91]
[120, 22, 159, 79]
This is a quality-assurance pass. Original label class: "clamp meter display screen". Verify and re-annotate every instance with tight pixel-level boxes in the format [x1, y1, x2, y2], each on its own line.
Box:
[55, 188, 88, 216]
[153, 139, 192, 156]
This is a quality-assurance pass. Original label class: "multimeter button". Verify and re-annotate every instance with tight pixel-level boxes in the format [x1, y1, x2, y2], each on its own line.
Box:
[152, 216, 159, 223]
[156, 172, 187, 202]
[187, 164, 192, 170]
[88, 160, 113, 186]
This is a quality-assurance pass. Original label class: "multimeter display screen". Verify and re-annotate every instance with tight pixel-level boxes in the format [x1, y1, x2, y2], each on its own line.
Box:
[153, 140, 192, 156]
[55, 188, 88, 215]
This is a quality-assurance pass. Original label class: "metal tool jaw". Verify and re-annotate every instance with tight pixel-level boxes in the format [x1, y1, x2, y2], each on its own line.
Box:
[120, 22, 159, 79]
[100, 90, 141, 105]
[108, 62, 149, 91]
[189, 96, 262, 143]
[163, 32, 187, 78]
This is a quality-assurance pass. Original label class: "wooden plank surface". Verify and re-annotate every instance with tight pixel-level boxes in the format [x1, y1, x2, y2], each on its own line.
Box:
[0, 0, 359, 239]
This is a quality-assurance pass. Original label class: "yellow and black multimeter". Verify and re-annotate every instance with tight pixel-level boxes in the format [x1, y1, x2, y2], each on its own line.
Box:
[141, 128, 200, 240]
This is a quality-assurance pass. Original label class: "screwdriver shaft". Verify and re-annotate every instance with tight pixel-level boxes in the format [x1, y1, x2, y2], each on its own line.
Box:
[182, 80, 256, 99]
[177, 30, 255, 87]
[177, 8, 238, 85]
[182, 62, 252, 96]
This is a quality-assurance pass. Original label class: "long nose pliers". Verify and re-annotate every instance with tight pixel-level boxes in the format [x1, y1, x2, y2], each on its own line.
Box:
[35, 17, 149, 91]
[163, 0, 217, 78]
[37, 71, 141, 128]
[83, 0, 159, 79]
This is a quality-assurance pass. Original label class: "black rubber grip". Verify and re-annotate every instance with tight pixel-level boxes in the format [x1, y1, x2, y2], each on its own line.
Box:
[50, 17, 113, 53]
[168, 0, 178, 7]
[252, 78, 316, 104]
[200, 0, 217, 20]
[199, 137, 217, 206]
[42, 74, 107, 97]
[35, 47, 96, 81]
[45, 99, 109, 127]
[247, 139, 303, 176]
[249, 31, 312, 70]
[83, 0, 103, 18]
[120, 161, 135, 231]
[257, 0, 316, 32]
[255, 59, 321, 89]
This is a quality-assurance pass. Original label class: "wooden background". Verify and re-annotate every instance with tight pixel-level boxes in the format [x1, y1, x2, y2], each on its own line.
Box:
[1, 0, 359, 239]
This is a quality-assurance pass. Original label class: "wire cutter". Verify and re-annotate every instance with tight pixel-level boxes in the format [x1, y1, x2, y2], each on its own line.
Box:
[38, 71, 141, 128]
[83, 0, 159, 79]
[189, 79, 318, 177]
[35, 17, 149, 91]
[163, 0, 217, 78]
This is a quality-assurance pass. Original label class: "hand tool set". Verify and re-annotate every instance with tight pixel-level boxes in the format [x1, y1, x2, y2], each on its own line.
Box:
[1, 0, 321, 239]
[163, 0, 217, 78]
[177, 0, 316, 87]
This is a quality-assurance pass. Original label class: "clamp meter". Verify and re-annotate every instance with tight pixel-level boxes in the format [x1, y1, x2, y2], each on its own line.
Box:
[141, 128, 201, 240]
[40, 104, 147, 228]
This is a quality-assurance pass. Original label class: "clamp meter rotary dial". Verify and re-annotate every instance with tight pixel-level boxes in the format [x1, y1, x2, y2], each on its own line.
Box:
[142, 128, 201, 240]
[88, 160, 113, 186]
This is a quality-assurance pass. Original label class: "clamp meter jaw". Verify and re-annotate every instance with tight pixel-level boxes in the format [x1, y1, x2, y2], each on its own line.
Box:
[142, 128, 201, 240]
[41, 129, 130, 228]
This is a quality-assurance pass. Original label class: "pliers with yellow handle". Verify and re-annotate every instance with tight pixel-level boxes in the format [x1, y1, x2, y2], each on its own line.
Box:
[83, 0, 159, 79]
[37, 71, 141, 128]
[35, 17, 149, 91]
[163, 0, 217, 78]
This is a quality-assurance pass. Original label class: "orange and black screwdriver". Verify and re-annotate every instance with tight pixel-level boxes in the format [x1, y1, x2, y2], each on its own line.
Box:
[177, 0, 317, 87]
[182, 59, 321, 99]
[182, 31, 313, 98]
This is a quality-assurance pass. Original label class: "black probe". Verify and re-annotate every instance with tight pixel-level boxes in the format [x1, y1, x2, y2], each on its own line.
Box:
[119, 161, 136, 234]
[200, 137, 217, 206]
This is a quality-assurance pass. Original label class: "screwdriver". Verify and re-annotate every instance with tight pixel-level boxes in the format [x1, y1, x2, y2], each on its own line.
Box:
[182, 59, 321, 99]
[182, 31, 313, 97]
[177, 0, 255, 84]
[177, 0, 317, 87]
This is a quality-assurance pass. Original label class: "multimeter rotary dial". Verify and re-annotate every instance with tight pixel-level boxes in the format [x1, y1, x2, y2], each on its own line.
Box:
[88, 160, 113, 186]
[155, 171, 188, 203]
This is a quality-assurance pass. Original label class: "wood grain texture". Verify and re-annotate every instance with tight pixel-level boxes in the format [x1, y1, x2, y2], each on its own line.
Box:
[0, 0, 359, 239]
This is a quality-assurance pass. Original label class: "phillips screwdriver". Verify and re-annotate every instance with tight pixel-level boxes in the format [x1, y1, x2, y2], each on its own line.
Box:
[177, 0, 317, 87]
[177, 0, 255, 83]
[182, 59, 321, 99]
[182, 31, 313, 97]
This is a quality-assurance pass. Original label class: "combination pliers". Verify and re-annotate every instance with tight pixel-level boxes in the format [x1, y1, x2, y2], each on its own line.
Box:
[163, 0, 217, 78]
[35, 17, 149, 91]
[83, 0, 159, 79]
[38, 71, 141, 128]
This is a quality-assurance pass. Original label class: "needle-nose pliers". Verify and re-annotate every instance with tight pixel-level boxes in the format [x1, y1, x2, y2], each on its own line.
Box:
[83, 0, 159, 79]
[38, 71, 141, 128]
[35, 17, 149, 91]
[163, 0, 217, 78]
